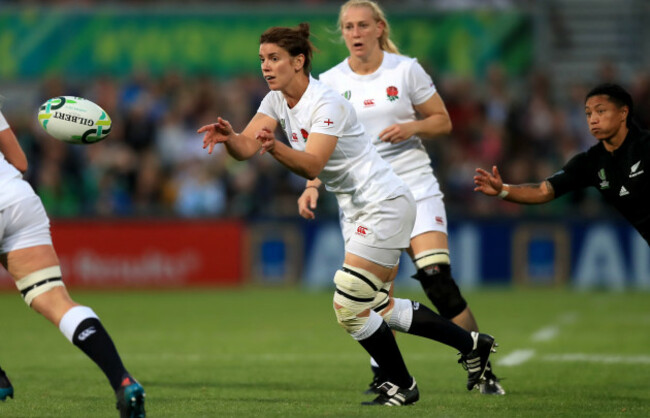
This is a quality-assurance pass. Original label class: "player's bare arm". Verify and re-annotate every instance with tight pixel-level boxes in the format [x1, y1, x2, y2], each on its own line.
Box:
[379, 93, 452, 144]
[262, 132, 337, 180]
[0, 127, 27, 173]
[199, 113, 276, 160]
[474, 165, 555, 204]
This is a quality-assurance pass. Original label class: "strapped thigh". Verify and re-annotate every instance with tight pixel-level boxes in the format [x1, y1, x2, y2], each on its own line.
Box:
[15, 266, 65, 306]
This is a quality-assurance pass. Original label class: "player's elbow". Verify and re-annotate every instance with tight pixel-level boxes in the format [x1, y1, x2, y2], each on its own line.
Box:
[304, 168, 320, 181]
[443, 119, 453, 135]
[10, 155, 28, 173]
[15, 160, 28, 174]
[435, 116, 452, 136]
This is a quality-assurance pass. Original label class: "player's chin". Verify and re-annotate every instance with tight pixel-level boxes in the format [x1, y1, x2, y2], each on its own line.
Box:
[265, 80, 280, 90]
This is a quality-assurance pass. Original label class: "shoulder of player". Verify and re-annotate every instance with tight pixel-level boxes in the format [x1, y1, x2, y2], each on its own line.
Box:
[384, 52, 419, 69]
[261, 89, 285, 107]
[309, 79, 348, 106]
[634, 127, 650, 144]
[319, 60, 348, 82]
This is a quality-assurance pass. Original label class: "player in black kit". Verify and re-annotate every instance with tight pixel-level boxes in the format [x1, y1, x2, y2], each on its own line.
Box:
[474, 83, 650, 245]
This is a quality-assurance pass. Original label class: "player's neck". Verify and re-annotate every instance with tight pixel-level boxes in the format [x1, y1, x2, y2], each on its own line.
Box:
[602, 126, 629, 153]
[282, 74, 310, 109]
[348, 49, 383, 75]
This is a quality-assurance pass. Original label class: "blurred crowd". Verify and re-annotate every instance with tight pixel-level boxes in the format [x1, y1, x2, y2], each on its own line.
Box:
[4, 62, 650, 221]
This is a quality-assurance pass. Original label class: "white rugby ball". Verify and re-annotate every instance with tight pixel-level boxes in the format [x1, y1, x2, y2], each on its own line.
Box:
[38, 96, 112, 144]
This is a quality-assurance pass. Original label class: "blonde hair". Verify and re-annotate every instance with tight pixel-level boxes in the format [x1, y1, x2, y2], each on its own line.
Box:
[338, 0, 400, 54]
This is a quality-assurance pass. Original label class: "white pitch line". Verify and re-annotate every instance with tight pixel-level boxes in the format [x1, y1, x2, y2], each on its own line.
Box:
[530, 325, 559, 342]
[543, 354, 650, 365]
[497, 349, 536, 367]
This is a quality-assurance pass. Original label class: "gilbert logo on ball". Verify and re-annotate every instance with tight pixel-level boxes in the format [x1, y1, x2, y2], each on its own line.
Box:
[38, 96, 112, 144]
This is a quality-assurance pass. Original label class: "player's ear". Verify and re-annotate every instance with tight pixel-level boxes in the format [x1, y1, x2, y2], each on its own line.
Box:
[293, 54, 305, 72]
[376, 19, 386, 37]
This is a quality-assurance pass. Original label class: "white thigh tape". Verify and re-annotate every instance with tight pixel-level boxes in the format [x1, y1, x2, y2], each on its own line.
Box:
[15, 266, 64, 306]
[414, 249, 450, 269]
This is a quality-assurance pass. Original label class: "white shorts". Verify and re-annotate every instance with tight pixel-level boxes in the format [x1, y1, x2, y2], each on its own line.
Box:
[411, 194, 448, 238]
[341, 193, 416, 268]
[0, 195, 53, 254]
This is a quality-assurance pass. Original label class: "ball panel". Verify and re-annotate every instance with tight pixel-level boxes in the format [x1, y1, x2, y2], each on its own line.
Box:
[37, 96, 112, 144]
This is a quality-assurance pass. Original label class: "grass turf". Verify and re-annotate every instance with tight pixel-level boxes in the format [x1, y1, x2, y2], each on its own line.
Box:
[0, 287, 648, 417]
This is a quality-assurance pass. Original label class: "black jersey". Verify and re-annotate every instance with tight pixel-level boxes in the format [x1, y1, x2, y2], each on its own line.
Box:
[547, 127, 650, 244]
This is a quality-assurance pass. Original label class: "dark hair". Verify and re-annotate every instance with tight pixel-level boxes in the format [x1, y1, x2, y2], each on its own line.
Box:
[586, 83, 634, 127]
[260, 23, 314, 75]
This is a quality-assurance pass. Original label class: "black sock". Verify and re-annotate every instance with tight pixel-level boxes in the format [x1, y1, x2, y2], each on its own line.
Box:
[358, 322, 412, 388]
[72, 318, 128, 392]
[407, 302, 473, 354]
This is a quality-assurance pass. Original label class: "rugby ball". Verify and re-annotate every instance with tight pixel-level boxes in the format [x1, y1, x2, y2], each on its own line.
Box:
[38, 96, 112, 144]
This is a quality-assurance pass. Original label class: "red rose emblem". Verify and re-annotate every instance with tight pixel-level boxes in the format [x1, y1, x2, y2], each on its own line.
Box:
[300, 129, 309, 140]
[386, 86, 399, 101]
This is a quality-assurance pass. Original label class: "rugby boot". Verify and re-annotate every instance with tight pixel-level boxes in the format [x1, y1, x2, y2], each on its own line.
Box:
[479, 363, 506, 395]
[115, 375, 145, 418]
[458, 331, 497, 390]
[362, 377, 419, 406]
[363, 365, 384, 395]
[0, 368, 13, 401]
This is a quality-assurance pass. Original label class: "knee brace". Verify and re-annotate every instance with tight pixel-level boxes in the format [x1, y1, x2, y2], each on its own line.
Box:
[412, 250, 467, 319]
[15, 266, 65, 306]
[333, 264, 385, 336]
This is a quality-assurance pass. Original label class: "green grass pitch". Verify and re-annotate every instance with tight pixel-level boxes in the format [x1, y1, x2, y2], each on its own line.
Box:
[0, 287, 648, 417]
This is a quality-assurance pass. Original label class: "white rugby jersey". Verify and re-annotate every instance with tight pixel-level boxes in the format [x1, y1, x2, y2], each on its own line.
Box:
[257, 76, 409, 218]
[0, 110, 36, 210]
[320, 51, 442, 200]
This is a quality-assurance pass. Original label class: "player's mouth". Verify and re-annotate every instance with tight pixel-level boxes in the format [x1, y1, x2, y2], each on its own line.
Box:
[264, 75, 276, 82]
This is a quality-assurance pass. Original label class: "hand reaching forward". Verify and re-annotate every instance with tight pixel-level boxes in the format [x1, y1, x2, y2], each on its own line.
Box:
[255, 127, 276, 155]
[198, 117, 234, 154]
[474, 165, 504, 196]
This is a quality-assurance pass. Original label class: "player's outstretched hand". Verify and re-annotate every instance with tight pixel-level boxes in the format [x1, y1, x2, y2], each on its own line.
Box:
[256, 127, 276, 155]
[198, 117, 234, 154]
[474, 165, 503, 197]
[297, 187, 319, 220]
